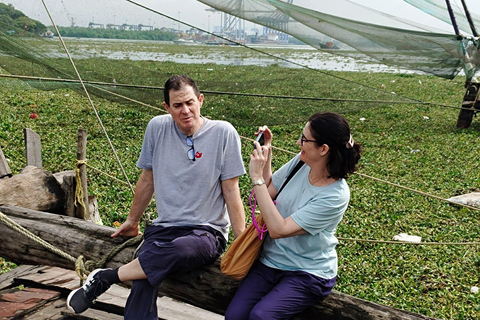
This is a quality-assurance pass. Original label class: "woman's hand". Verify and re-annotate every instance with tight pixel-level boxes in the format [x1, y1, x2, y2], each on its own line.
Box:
[249, 142, 269, 181]
[256, 126, 272, 148]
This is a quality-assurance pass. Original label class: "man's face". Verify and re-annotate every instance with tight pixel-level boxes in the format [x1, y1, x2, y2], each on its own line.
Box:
[163, 85, 204, 136]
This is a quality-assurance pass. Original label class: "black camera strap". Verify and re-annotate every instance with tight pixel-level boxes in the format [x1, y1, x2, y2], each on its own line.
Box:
[273, 160, 305, 201]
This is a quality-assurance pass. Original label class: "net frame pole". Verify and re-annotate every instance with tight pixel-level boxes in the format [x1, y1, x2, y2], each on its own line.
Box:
[460, 0, 478, 37]
[444, 0, 461, 36]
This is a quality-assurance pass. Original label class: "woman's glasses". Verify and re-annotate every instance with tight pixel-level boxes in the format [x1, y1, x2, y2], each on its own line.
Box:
[300, 133, 317, 146]
[187, 136, 195, 161]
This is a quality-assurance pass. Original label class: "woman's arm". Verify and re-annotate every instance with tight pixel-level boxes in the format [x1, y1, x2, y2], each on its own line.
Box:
[250, 141, 307, 239]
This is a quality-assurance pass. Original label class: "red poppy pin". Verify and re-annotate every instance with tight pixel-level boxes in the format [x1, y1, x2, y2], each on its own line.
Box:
[195, 151, 202, 159]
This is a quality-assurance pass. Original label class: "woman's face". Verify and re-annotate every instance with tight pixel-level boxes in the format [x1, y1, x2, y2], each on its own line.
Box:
[297, 122, 321, 163]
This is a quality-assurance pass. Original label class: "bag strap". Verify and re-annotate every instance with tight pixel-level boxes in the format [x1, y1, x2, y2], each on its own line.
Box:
[273, 160, 304, 201]
[249, 159, 304, 239]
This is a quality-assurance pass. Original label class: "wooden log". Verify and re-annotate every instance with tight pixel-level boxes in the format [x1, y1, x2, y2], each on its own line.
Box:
[0, 205, 440, 320]
[24, 128, 42, 168]
[0, 146, 12, 179]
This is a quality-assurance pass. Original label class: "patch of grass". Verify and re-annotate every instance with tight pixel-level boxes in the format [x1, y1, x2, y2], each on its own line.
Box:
[0, 257, 17, 275]
[0, 42, 479, 319]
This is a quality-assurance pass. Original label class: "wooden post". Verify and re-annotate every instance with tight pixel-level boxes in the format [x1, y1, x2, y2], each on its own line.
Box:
[76, 129, 89, 220]
[0, 146, 12, 179]
[53, 170, 77, 217]
[24, 128, 42, 168]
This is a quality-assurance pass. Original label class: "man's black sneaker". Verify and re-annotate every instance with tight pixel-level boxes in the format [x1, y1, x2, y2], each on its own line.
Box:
[67, 268, 112, 314]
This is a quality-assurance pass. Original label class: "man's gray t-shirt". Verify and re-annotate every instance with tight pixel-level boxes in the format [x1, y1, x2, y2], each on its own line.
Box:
[136, 115, 245, 240]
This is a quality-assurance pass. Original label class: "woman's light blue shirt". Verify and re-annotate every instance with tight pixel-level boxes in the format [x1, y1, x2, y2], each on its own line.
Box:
[259, 154, 350, 279]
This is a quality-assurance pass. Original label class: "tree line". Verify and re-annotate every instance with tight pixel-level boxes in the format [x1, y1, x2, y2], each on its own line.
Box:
[0, 3, 177, 41]
[56, 26, 178, 41]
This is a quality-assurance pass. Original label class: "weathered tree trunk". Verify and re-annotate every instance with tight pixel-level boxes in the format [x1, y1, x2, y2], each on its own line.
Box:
[0, 146, 12, 179]
[0, 205, 439, 320]
[0, 167, 65, 214]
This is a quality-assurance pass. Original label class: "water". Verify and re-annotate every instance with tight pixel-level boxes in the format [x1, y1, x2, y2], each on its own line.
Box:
[50, 38, 421, 74]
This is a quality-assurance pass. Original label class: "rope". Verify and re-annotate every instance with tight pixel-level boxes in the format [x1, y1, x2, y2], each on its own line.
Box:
[82, 235, 143, 273]
[74, 160, 88, 217]
[0, 74, 417, 106]
[6, 78, 477, 248]
[4, 1, 478, 258]
[0, 208, 90, 278]
[337, 237, 480, 246]
[85, 163, 132, 186]
[258, 139, 480, 212]
[0, 206, 143, 283]
[125, 0, 426, 105]
[40, 0, 135, 196]
[0, 74, 475, 112]
[0, 210, 77, 263]
[355, 172, 480, 212]
[90, 84, 166, 112]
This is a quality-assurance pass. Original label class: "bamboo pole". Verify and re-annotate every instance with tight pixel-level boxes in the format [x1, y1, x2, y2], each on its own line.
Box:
[76, 129, 89, 220]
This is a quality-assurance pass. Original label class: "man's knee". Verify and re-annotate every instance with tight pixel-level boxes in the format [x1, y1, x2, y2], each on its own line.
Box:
[173, 230, 217, 260]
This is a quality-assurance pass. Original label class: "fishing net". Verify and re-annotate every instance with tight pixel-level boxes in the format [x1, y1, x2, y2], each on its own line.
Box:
[405, 0, 480, 35]
[2, 0, 479, 129]
[0, 2, 377, 127]
[199, 0, 480, 80]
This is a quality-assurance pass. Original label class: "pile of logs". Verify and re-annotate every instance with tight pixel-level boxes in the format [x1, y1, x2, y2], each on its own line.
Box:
[0, 128, 100, 222]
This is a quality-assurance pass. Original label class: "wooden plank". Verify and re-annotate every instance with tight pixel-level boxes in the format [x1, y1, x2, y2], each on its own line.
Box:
[14, 266, 80, 291]
[0, 146, 12, 179]
[0, 265, 40, 291]
[26, 298, 124, 320]
[24, 128, 42, 168]
[10, 265, 223, 320]
[17, 299, 67, 320]
[0, 287, 60, 319]
[158, 296, 223, 320]
[62, 308, 125, 320]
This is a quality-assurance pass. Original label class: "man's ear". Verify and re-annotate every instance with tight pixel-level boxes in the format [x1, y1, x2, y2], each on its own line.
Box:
[163, 102, 170, 113]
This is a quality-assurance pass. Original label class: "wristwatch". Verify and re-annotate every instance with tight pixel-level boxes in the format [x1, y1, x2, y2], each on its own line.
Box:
[251, 178, 266, 186]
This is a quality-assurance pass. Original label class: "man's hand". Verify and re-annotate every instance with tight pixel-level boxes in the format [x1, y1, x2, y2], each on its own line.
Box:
[111, 218, 141, 237]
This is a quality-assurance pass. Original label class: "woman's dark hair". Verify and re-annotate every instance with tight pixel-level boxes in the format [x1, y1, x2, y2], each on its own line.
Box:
[308, 112, 361, 179]
[163, 74, 200, 106]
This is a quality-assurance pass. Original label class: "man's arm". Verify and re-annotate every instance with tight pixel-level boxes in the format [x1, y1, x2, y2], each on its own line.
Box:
[221, 176, 245, 239]
[111, 169, 155, 237]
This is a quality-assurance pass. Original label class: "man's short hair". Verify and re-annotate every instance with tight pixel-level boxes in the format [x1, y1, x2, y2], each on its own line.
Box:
[164, 75, 200, 106]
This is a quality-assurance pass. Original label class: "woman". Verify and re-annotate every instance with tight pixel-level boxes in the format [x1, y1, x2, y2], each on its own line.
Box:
[225, 112, 361, 320]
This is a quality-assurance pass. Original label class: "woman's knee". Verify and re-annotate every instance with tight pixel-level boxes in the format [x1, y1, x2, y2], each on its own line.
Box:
[249, 306, 270, 320]
[225, 299, 253, 320]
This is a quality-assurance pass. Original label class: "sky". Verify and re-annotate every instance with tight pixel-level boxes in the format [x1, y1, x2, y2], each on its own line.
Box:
[2, 0, 480, 35]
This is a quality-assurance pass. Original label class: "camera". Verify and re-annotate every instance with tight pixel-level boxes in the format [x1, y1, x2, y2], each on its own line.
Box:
[254, 131, 264, 149]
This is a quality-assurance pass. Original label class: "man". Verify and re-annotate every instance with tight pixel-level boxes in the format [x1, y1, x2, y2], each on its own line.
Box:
[67, 75, 246, 319]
